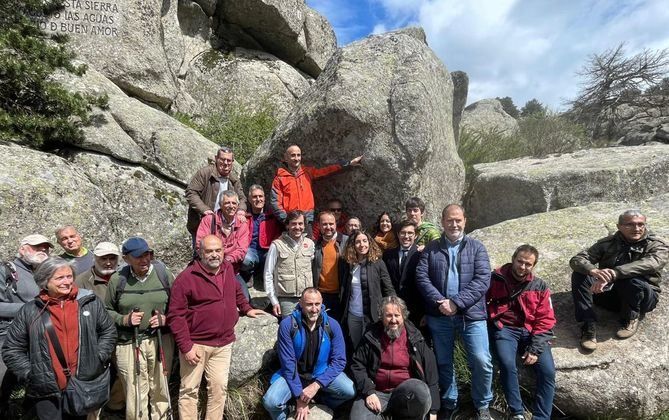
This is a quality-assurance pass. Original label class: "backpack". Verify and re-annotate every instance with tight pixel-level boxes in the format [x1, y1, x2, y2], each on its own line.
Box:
[290, 314, 334, 341]
[114, 260, 170, 305]
[0, 261, 26, 303]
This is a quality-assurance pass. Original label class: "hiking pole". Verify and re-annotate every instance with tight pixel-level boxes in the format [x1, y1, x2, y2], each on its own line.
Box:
[152, 309, 173, 419]
[132, 307, 143, 419]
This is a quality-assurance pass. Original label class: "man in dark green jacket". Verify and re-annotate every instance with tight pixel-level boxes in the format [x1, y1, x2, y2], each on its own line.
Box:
[570, 209, 669, 351]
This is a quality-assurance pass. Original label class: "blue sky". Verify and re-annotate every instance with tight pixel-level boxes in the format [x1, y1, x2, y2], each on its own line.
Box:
[307, 0, 669, 111]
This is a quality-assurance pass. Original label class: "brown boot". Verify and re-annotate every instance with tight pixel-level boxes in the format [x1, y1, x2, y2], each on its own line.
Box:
[580, 322, 597, 351]
[616, 318, 639, 339]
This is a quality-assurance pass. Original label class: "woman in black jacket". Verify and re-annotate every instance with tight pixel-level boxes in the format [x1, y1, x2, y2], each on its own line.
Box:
[341, 230, 396, 351]
[2, 257, 116, 420]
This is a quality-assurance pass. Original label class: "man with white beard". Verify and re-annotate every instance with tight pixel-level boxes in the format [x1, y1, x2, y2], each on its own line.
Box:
[76, 241, 121, 300]
[0, 234, 53, 413]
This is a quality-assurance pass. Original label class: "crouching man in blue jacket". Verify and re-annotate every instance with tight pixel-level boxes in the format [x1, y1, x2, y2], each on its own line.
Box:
[263, 287, 355, 420]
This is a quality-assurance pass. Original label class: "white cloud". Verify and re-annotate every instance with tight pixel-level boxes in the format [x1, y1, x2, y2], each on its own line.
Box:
[372, 23, 388, 35]
[366, 0, 669, 109]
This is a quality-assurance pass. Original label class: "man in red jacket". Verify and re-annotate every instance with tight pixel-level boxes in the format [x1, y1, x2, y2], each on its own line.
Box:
[167, 235, 267, 420]
[270, 145, 362, 230]
[486, 244, 556, 420]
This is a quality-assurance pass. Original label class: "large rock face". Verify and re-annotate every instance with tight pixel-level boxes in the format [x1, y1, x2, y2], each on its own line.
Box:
[461, 98, 519, 135]
[243, 27, 465, 226]
[52, 66, 218, 185]
[470, 195, 669, 419]
[612, 102, 669, 146]
[217, 0, 337, 78]
[229, 315, 278, 388]
[173, 48, 311, 121]
[0, 143, 191, 269]
[451, 71, 469, 144]
[44, 0, 211, 108]
[466, 144, 669, 230]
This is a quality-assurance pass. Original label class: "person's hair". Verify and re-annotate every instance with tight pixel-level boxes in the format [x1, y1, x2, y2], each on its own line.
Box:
[326, 198, 343, 207]
[378, 296, 410, 321]
[441, 203, 466, 219]
[344, 230, 382, 264]
[216, 146, 233, 158]
[512, 244, 539, 264]
[34, 256, 74, 290]
[373, 212, 394, 236]
[286, 210, 305, 224]
[618, 209, 645, 224]
[347, 216, 361, 228]
[55, 224, 77, 240]
[318, 210, 336, 223]
[396, 219, 418, 232]
[405, 197, 425, 213]
[219, 190, 239, 205]
[300, 287, 321, 299]
[248, 184, 264, 195]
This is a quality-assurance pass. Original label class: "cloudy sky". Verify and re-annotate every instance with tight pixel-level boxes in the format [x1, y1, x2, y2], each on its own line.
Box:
[307, 0, 669, 111]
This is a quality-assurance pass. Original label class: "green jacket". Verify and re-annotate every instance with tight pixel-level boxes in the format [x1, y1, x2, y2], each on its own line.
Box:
[416, 221, 441, 247]
[104, 264, 175, 344]
[570, 231, 669, 290]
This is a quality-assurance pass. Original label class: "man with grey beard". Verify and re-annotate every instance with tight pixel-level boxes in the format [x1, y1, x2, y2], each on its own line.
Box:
[76, 241, 121, 301]
[0, 234, 53, 413]
[351, 296, 440, 420]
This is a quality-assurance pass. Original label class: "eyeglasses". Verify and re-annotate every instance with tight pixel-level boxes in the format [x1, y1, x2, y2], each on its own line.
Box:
[622, 223, 646, 228]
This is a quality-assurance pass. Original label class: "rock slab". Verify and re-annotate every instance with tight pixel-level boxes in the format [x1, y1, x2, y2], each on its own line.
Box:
[243, 27, 465, 226]
[461, 98, 519, 135]
[470, 195, 669, 419]
[466, 144, 669, 230]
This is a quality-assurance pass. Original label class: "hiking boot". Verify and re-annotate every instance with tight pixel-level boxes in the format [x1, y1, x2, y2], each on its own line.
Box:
[616, 318, 639, 339]
[438, 406, 459, 420]
[580, 322, 597, 351]
[509, 414, 525, 420]
[476, 408, 492, 420]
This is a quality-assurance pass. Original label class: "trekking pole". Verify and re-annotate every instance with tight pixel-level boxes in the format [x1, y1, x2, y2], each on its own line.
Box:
[132, 307, 143, 419]
[152, 309, 173, 419]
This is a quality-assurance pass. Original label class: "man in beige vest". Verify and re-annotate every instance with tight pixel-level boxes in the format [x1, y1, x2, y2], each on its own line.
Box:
[264, 210, 316, 318]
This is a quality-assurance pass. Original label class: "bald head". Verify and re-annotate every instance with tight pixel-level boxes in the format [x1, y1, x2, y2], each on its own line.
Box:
[284, 145, 302, 171]
[199, 235, 224, 272]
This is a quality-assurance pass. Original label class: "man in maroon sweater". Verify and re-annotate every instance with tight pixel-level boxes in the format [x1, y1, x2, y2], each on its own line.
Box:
[167, 235, 267, 420]
[350, 296, 439, 420]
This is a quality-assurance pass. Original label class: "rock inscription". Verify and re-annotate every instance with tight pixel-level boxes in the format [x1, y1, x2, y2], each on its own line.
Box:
[41, 0, 122, 37]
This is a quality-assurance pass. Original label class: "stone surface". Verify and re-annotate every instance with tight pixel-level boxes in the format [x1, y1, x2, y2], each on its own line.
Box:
[466, 144, 669, 230]
[287, 404, 333, 420]
[470, 195, 669, 419]
[217, 0, 337, 77]
[461, 98, 519, 135]
[52, 66, 219, 185]
[613, 102, 669, 146]
[0, 143, 192, 270]
[451, 70, 469, 144]
[243, 28, 465, 226]
[173, 48, 311, 121]
[229, 314, 279, 388]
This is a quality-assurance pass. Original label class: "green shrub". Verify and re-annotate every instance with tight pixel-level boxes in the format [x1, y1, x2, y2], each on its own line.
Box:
[175, 102, 277, 165]
[0, 0, 107, 148]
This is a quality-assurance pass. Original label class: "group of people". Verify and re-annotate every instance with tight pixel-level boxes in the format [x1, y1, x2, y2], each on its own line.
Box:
[0, 144, 666, 420]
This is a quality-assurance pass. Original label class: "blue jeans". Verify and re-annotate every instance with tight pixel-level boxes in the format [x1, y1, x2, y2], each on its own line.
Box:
[262, 372, 355, 420]
[240, 247, 267, 281]
[491, 327, 555, 420]
[426, 315, 493, 410]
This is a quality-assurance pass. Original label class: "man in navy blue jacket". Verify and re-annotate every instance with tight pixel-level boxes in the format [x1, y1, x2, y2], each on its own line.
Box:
[416, 204, 493, 420]
[263, 287, 355, 420]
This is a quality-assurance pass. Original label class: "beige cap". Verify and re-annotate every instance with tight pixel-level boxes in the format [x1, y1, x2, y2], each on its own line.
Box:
[19, 234, 53, 248]
[93, 242, 121, 257]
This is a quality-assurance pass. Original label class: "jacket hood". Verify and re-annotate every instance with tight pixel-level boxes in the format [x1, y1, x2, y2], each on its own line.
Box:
[276, 165, 304, 177]
[495, 263, 535, 283]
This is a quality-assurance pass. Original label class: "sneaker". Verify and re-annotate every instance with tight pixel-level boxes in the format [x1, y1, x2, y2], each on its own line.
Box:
[509, 414, 525, 420]
[580, 322, 597, 351]
[616, 318, 639, 339]
[438, 406, 459, 420]
[476, 408, 492, 420]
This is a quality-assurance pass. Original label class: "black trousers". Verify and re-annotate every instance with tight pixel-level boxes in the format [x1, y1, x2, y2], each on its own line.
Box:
[35, 396, 86, 420]
[571, 272, 659, 323]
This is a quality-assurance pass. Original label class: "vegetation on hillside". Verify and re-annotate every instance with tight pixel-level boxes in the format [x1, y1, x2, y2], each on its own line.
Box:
[0, 0, 107, 148]
[175, 102, 278, 165]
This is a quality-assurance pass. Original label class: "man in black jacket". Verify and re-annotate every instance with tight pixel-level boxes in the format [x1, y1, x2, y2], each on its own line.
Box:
[312, 211, 347, 320]
[382, 220, 423, 326]
[350, 296, 439, 420]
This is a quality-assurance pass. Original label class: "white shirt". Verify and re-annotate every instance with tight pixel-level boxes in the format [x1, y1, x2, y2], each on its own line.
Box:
[213, 177, 230, 212]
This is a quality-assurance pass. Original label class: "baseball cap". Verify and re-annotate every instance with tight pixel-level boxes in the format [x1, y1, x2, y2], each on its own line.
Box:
[93, 242, 121, 257]
[121, 237, 151, 258]
[20, 234, 54, 248]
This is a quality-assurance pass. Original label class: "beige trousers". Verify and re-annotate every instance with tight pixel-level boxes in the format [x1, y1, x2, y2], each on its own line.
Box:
[114, 334, 174, 420]
[178, 343, 233, 420]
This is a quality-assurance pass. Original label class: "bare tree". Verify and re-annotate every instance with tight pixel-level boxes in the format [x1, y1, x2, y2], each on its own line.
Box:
[568, 43, 669, 139]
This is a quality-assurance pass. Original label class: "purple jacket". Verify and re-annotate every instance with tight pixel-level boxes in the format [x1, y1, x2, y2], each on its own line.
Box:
[416, 235, 491, 320]
[167, 260, 252, 354]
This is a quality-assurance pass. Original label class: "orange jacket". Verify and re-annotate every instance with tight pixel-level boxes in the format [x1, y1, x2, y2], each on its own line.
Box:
[270, 163, 343, 223]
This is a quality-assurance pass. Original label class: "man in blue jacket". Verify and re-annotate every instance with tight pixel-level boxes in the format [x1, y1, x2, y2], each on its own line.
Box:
[416, 204, 493, 420]
[263, 287, 355, 420]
